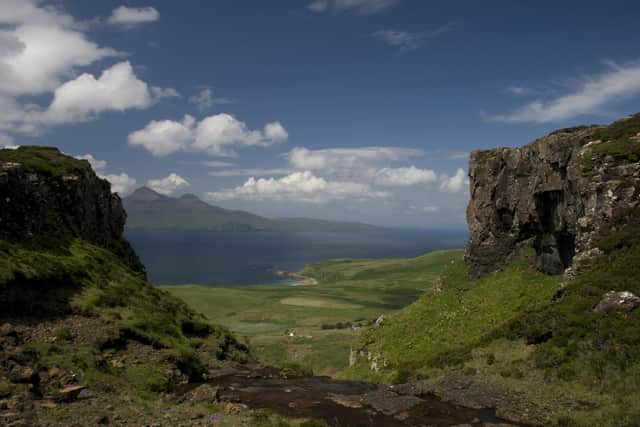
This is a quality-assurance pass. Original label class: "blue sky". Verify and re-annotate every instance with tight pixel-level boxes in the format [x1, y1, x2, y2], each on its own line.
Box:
[1, 0, 639, 227]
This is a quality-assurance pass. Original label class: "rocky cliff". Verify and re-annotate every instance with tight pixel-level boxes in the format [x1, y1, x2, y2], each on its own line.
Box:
[465, 114, 640, 278]
[0, 146, 144, 273]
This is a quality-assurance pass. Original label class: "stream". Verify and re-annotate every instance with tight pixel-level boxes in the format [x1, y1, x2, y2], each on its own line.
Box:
[179, 366, 520, 427]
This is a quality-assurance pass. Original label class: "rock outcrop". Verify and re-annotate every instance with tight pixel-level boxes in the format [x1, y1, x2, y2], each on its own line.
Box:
[0, 146, 144, 273]
[466, 114, 640, 278]
[593, 291, 640, 313]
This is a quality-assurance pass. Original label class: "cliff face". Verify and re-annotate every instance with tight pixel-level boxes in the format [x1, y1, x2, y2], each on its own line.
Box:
[466, 114, 640, 278]
[0, 146, 144, 273]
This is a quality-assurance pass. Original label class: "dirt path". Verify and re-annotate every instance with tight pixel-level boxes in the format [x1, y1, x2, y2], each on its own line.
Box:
[181, 366, 522, 427]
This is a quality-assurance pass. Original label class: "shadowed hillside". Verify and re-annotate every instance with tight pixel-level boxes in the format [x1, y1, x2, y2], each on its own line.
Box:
[347, 113, 640, 426]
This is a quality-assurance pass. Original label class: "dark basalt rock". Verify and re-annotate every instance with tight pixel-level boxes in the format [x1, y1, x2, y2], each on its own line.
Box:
[0, 146, 144, 274]
[465, 114, 640, 278]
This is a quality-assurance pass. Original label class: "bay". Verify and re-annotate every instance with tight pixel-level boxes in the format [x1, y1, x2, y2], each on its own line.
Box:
[125, 229, 468, 286]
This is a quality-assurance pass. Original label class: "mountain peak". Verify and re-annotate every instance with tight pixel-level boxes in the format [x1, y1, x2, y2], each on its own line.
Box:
[179, 193, 201, 201]
[127, 186, 164, 201]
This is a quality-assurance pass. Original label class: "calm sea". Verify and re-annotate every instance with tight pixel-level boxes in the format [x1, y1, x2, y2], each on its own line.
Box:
[125, 229, 469, 286]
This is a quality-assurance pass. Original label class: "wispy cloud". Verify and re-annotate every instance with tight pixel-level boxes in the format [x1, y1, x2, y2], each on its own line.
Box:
[204, 160, 235, 168]
[188, 88, 232, 112]
[287, 146, 423, 181]
[489, 62, 640, 123]
[107, 6, 160, 27]
[308, 0, 400, 15]
[505, 85, 537, 96]
[374, 166, 437, 187]
[208, 168, 291, 177]
[373, 24, 453, 52]
[447, 151, 469, 160]
[408, 205, 440, 213]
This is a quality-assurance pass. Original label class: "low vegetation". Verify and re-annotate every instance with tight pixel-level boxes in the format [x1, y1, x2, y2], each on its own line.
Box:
[164, 250, 460, 376]
[345, 248, 561, 383]
[582, 113, 640, 176]
[0, 146, 91, 177]
[346, 220, 640, 425]
[0, 238, 248, 391]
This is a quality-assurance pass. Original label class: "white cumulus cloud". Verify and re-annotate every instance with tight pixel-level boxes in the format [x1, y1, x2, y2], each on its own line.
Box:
[102, 172, 137, 195]
[129, 114, 288, 157]
[0, 1, 170, 139]
[147, 173, 190, 195]
[73, 153, 138, 195]
[45, 61, 159, 123]
[439, 168, 468, 193]
[0, 2, 119, 96]
[206, 171, 389, 204]
[128, 115, 195, 157]
[107, 6, 160, 26]
[490, 62, 640, 123]
[75, 154, 107, 171]
[194, 114, 288, 156]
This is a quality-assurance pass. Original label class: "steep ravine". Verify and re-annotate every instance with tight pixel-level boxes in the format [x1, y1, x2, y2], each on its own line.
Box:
[0, 146, 519, 426]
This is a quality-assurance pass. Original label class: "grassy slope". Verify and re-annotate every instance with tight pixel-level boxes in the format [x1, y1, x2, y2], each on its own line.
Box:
[163, 250, 461, 376]
[342, 117, 640, 426]
[0, 238, 248, 394]
[345, 249, 562, 383]
[344, 232, 640, 425]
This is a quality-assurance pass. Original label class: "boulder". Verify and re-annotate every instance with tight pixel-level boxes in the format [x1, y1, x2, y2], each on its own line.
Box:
[594, 291, 640, 313]
[181, 384, 220, 404]
[57, 385, 87, 402]
[362, 389, 423, 415]
[8, 366, 37, 384]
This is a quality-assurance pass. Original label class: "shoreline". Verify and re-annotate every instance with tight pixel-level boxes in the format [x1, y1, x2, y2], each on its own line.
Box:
[275, 270, 319, 286]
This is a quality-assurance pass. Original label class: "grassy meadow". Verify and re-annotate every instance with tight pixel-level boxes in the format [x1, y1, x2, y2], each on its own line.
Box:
[162, 250, 462, 376]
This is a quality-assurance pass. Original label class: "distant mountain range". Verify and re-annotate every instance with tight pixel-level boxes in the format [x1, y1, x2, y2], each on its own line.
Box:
[122, 187, 381, 232]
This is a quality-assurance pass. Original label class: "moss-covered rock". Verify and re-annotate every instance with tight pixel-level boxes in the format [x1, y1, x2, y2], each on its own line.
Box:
[466, 113, 640, 278]
[0, 146, 143, 272]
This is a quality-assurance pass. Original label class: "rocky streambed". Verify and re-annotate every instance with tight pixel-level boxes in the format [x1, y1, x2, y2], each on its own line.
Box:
[179, 366, 521, 427]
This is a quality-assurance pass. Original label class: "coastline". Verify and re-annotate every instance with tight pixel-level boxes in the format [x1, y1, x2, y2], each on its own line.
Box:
[275, 270, 319, 286]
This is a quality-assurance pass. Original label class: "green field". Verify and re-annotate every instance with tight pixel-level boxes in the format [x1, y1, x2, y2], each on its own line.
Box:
[162, 250, 462, 376]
